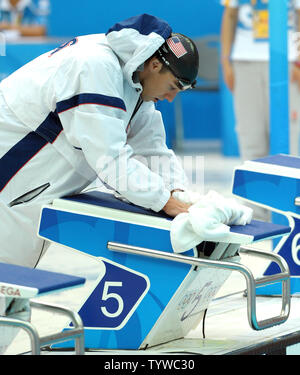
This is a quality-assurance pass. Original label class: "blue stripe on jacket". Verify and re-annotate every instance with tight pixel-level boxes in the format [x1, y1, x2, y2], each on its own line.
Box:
[36, 111, 63, 143]
[0, 111, 63, 192]
[56, 93, 126, 113]
[0, 92, 126, 192]
[106, 14, 172, 40]
[0, 132, 48, 192]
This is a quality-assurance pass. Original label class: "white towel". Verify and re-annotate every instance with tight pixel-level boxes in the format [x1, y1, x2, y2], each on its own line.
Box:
[170, 190, 253, 253]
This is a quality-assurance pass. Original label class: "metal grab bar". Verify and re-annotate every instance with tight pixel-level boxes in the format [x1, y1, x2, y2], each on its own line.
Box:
[107, 241, 291, 331]
[0, 301, 85, 355]
[30, 300, 85, 355]
[239, 246, 290, 330]
[0, 316, 41, 354]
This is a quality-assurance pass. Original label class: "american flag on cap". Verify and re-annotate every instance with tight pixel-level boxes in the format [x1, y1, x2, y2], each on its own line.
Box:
[167, 36, 187, 58]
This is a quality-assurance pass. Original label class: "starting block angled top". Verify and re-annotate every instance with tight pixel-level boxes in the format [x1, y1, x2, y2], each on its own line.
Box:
[232, 153, 300, 293]
[0, 262, 86, 299]
[232, 153, 300, 215]
[50, 191, 291, 246]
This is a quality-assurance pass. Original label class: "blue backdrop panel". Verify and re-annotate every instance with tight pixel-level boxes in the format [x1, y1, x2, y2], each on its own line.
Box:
[47, 0, 223, 39]
[219, 73, 239, 156]
[269, 0, 289, 155]
[0, 40, 61, 80]
[181, 90, 221, 140]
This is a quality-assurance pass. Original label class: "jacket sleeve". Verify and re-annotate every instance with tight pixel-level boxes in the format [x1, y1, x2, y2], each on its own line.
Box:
[53, 50, 171, 212]
[127, 103, 189, 192]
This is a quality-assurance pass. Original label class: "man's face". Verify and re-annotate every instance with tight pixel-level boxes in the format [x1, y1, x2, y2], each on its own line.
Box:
[139, 58, 181, 103]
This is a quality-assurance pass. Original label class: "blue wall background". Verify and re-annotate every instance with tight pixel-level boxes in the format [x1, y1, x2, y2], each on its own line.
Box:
[48, 0, 222, 39]
[46, 0, 224, 149]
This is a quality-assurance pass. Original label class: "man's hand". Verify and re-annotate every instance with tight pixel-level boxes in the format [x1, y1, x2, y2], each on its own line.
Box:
[222, 59, 235, 91]
[162, 195, 190, 217]
[291, 65, 300, 91]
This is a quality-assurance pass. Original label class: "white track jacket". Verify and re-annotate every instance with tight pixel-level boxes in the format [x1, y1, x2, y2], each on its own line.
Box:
[0, 14, 188, 266]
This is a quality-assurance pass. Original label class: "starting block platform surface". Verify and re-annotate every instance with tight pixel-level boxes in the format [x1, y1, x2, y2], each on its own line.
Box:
[0, 262, 86, 299]
[53, 191, 291, 244]
[37, 191, 292, 352]
[0, 262, 86, 355]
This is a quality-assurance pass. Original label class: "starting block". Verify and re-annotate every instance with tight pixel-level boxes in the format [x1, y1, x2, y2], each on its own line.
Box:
[37, 191, 292, 351]
[232, 154, 300, 295]
[0, 262, 86, 355]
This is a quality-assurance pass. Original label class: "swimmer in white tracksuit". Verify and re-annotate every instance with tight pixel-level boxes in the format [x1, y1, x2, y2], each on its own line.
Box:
[0, 14, 252, 354]
[0, 14, 201, 268]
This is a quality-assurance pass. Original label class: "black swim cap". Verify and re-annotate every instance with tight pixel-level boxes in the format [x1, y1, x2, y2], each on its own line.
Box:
[156, 33, 199, 90]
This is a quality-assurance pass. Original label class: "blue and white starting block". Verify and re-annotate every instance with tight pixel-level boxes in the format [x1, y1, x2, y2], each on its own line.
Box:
[233, 154, 300, 295]
[0, 262, 86, 355]
[37, 190, 292, 352]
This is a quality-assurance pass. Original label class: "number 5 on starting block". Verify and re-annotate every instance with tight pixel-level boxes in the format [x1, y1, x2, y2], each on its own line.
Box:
[78, 258, 150, 330]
